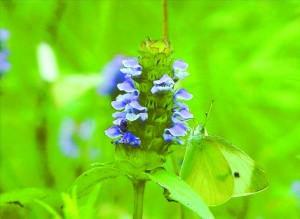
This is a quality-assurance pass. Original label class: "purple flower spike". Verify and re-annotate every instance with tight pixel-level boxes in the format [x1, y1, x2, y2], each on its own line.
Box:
[117, 79, 136, 92]
[174, 89, 193, 100]
[173, 59, 189, 80]
[105, 126, 123, 138]
[115, 132, 141, 147]
[151, 74, 174, 94]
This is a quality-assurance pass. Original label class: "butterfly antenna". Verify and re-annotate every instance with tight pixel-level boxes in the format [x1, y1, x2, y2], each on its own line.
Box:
[204, 99, 214, 127]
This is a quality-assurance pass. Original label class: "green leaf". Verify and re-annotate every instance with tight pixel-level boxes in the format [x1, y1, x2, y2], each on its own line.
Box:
[35, 199, 63, 219]
[68, 164, 125, 199]
[146, 167, 214, 219]
[0, 188, 48, 207]
[81, 183, 103, 219]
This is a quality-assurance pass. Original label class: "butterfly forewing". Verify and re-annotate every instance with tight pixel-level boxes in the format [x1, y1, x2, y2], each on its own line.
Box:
[180, 136, 234, 206]
[206, 135, 269, 196]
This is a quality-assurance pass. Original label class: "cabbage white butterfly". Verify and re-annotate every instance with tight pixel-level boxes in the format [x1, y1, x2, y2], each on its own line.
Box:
[180, 101, 269, 206]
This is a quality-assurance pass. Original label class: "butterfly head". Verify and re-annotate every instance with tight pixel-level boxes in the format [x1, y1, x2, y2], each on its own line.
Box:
[192, 124, 208, 138]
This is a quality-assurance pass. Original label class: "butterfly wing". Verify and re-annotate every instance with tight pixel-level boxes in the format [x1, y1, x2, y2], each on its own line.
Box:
[206, 135, 269, 197]
[180, 136, 234, 206]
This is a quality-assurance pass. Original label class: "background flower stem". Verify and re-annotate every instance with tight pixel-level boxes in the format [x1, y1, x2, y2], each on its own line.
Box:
[162, 0, 168, 39]
[132, 180, 146, 219]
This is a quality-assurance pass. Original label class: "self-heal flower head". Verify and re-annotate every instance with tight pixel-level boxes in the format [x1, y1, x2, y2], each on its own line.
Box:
[105, 38, 193, 157]
[0, 29, 11, 77]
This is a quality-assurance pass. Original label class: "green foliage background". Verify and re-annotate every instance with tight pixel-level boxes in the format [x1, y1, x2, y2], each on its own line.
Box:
[0, 1, 299, 218]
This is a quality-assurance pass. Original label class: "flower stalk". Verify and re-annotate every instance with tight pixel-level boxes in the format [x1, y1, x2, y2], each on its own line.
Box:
[132, 180, 146, 219]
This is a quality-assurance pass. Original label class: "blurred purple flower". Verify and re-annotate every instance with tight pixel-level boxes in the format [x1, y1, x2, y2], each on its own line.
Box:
[0, 29, 11, 77]
[291, 180, 300, 200]
[97, 55, 126, 99]
[58, 117, 99, 159]
[58, 118, 79, 158]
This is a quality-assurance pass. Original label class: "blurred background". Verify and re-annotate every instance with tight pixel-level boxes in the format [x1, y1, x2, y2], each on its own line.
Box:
[0, 1, 299, 218]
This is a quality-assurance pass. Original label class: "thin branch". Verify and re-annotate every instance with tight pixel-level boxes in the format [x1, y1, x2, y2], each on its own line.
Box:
[162, 0, 168, 39]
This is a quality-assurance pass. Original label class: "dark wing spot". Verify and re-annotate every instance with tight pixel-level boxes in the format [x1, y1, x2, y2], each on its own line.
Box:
[234, 172, 240, 178]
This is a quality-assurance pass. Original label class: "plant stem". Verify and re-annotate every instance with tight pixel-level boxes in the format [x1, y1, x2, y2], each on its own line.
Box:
[162, 0, 168, 39]
[132, 180, 146, 219]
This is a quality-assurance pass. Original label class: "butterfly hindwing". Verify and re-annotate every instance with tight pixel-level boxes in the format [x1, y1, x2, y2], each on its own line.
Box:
[180, 136, 234, 206]
[206, 135, 269, 196]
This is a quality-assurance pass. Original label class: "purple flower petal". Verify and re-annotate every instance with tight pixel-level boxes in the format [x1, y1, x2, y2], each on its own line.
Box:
[122, 58, 141, 68]
[165, 124, 187, 137]
[115, 132, 141, 147]
[151, 85, 173, 94]
[113, 111, 127, 119]
[112, 92, 139, 110]
[151, 74, 174, 94]
[120, 58, 142, 78]
[150, 86, 160, 94]
[163, 133, 173, 142]
[173, 60, 188, 71]
[174, 89, 193, 100]
[171, 117, 189, 130]
[126, 113, 141, 122]
[153, 74, 174, 85]
[173, 60, 189, 80]
[173, 109, 193, 120]
[174, 71, 189, 80]
[173, 101, 189, 110]
[111, 100, 127, 110]
[129, 101, 147, 111]
[113, 118, 123, 125]
[105, 126, 123, 138]
[117, 79, 136, 92]
[163, 133, 185, 145]
[140, 113, 148, 121]
[120, 67, 142, 78]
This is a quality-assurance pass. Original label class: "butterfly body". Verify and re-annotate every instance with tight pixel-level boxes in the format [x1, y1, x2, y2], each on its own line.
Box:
[180, 124, 269, 206]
